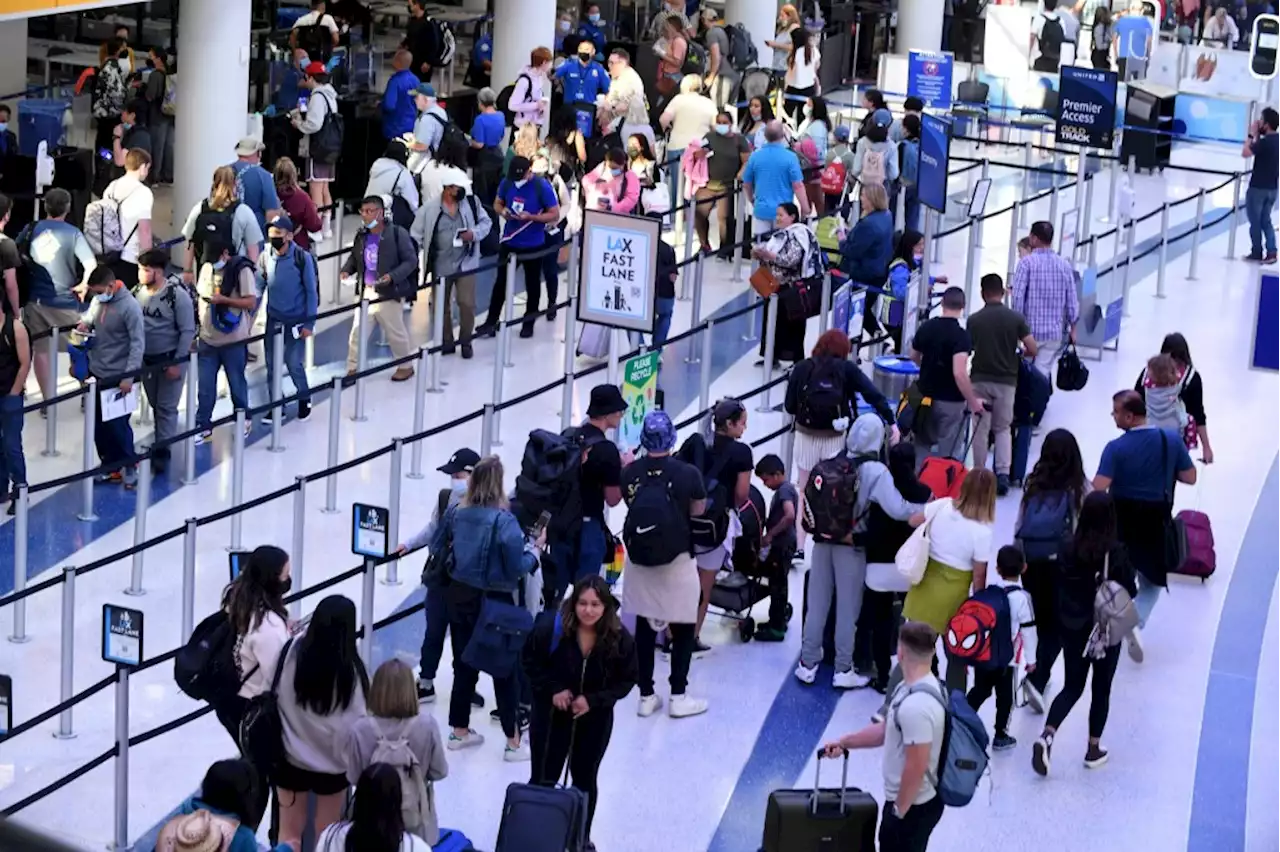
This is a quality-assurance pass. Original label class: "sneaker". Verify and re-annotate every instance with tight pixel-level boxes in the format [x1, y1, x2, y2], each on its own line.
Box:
[992, 732, 1017, 751]
[471, 692, 485, 708]
[996, 473, 1011, 497]
[296, 400, 312, 421]
[1083, 743, 1109, 769]
[489, 708, 502, 725]
[121, 467, 138, 490]
[5, 500, 14, 516]
[854, 661, 877, 679]
[519, 706, 531, 733]
[833, 670, 872, 690]
[546, 307, 557, 322]
[194, 430, 214, 446]
[668, 693, 708, 718]
[441, 343, 457, 355]
[447, 730, 484, 750]
[1264, 252, 1277, 265]
[461, 343, 474, 359]
[794, 662, 818, 684]
[870, 678, 889, 695]
[476, 323, 498, 338]
[1126, 627, 1145, 663]
[503, 741, 531, 762]
[390, 367, 415, 382]
[1032, 734, 1053, 777]
[417, 681, 436, 704]
[753, 624, 786, 642]
[692, 639, 713, 659]
[792, 548, 805, 564]
[637, 694, 662, 717]
[95, 471, 122, 485]
[1022, 679, 1046, 714]
[519, 324, 535, 339]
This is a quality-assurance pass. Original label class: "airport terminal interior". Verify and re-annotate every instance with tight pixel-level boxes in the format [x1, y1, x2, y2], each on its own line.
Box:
[0, 0, 1276, 849]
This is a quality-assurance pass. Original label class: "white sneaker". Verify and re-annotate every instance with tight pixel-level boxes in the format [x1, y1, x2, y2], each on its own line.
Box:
[503, 741, 531, 762]
[637, 694, 662, 717]
[308, 230, 323, 244]
[1022, 679, 1046, 714]
[447, 729, 484, 751]
[668, 694, 708, 718]
[1126, 627, 1145, 664]
[833, 670, 872, 690]
[794, 662, 818, 685]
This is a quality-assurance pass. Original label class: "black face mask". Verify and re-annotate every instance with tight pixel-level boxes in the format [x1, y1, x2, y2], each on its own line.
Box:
[270, 236, 286, 251]
[272, 576, 293, 596]
[454, 187, 467, 202]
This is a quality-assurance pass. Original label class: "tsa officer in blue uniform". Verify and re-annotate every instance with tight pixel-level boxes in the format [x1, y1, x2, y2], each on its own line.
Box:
[577, 2, 608, 55]
[555, 42, 610, 137]
[467, 30, 492, 89]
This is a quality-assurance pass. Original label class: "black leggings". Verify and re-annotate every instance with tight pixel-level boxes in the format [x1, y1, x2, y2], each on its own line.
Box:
[445, 582, 522, 739]
[1046, 628, 1121, 739]
[1023, 560, 1060, 695]
[529, 703, 614, 838]
[215, 696, 270, 833]
[967, 666, 1014, 735]
[633, 617, 694, 697]
[485, 242, 548, 329]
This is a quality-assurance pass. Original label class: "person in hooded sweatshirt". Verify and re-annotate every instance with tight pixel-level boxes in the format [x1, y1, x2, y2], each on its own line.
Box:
[365, 139, 422, 230]
[795, 413, 929, 689]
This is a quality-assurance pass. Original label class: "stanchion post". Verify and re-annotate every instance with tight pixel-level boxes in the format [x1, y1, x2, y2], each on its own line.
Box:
[965, 220, 980, 303]
[818, 271, 832, 335]
[501, 256, 517, 369]
[229, 409, 246, 550]
[757, 297, 777, 413]
[360, 557, 376, 668]
[385, 439, 404, 586]
[41, 332, 58, 457]
[480, 402, 495, 456]
[976, 159, 990, 246]
[9, 484, 29, 643]
[269, 324, 286, 453]
[125, 455, 151, 596]
[181, 518, 197, 640]
[428, 276, 445, 393]
[1122, 221, 1136, 316]
[560, 295, 576, 432]
[330, 208, 346, 305]
[1226, 173, 1242, 258]
[77, 379, 97, 522]
[682, 186, 697, 266]
[55, 564, 75, 739]
[182, 351, 198, 485]
[1019, 141, 1032, 226]
[1048, 183, 1060, 236]
[1082, 172, 1094, 240]
[323, 377, 341, 514]
[931, 209, 943, 265]
[408, 349, 428, 479]
[921, 209, 934, 302]
[690, 253, 705, 327]
[1188, 188, 1205, 280]
[699, 317, 714, 432]
[491, 310, 507, 450]
[113, 665, 130, 851]
[606, 328, 620, 386]
[1006, 201, 1020, 285]
[1156, 201, 1170, 299]
[352, 296, 370, 423]
[781, 415, 796, 471]
[290, 479, 305, 621]
[732, 189, 746, 282]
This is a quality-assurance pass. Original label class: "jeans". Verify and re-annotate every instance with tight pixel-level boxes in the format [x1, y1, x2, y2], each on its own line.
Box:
[265, 318, 311, 404]
[879, 795, 944, 852]
[634, 617, 695, 696]
[196, 341, 249, 430]
[445, 582, 521, 739]
[548, 517, 607, 605]
[150, 118, 175, 183]
[967, 665, 1014, 735]
[903, 185, 921, 233]
[93, 379, 135, 471]
[629, 296, 675, 351]
[1246, 186, 1277, 257]
[419, 584, 449, 681]
[541, 235, 563, 313]
[529, 703, 613, 838]
[800, 544, 867, 673]
[761, 543, 795, 628]
[140, 356, 184, 468]
[1046, 628, 1121, 738]
[0, 394, 25, 495]
[1134, 570, 1162, 628]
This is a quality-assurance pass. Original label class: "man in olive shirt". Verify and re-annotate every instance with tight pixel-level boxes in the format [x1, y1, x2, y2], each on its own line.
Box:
[968, 274, 1037, 495]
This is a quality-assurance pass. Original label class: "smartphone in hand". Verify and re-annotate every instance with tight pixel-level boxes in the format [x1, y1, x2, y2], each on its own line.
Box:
[529, 510, 552, 542]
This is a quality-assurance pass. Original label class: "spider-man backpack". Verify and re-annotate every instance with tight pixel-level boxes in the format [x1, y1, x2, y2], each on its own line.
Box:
[945, 586, 1014, 672]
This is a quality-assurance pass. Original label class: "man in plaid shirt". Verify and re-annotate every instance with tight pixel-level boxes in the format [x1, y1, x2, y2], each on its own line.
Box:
[1011, 221, 1079, 379]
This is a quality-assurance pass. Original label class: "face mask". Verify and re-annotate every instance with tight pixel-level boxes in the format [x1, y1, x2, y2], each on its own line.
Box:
[611, 167, 623, 176]
[270, 236, 286, 251]
[94, 290, 112, 303]
[714, 124, 729, 136]
[750, 109, 762, 120]
[0, 123, 8, 133]
[913, 253, 923, 264]
[559, 20, 571, 31]
[121, 122, 132, 131]
[514, 178, 529, 188]
[579, 54, 592, 63]
[213, 260, 227, 271]
[455, 187, 467, 201]
[627, 145, 640, 156]
[589, 13, 601, 22]
[272, 576, 293, 595]
[803, 105, 812, 118]
[361, 217, 379, 230]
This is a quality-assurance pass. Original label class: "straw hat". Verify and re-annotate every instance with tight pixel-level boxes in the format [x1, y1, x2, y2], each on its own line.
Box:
[169, 811, 226, 852]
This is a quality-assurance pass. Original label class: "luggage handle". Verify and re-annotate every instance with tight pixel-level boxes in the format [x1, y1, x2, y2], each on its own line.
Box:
[810, 749, 849, 815]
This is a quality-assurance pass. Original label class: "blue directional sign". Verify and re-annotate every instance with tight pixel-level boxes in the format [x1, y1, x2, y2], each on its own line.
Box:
[1056, 65, 1119, 149]
[1252, 272, 1278, 371]
[907, 50, 954, 109]
[918, 113, 952, 214]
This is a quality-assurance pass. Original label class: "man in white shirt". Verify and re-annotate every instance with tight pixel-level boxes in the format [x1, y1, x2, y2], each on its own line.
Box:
[823, 621, 947, 852]
[102, 147, 155, 288]
[601, 49, 655, 149]
[290, 0, 340, 58]
[1032, 0, 1071, 71]
[1203, 6, 1240, 48]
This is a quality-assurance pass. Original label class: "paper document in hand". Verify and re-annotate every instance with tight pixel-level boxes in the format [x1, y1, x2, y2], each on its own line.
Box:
[100, 385, 140, 422]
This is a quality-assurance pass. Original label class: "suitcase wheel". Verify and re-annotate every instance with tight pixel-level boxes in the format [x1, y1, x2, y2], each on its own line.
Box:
[739, 617, 756, 642]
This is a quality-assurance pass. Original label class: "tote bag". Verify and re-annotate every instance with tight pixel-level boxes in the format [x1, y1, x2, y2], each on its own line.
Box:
[895, 499, 950, 586]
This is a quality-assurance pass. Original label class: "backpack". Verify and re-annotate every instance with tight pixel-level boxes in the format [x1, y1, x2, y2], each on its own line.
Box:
[860, 147, 887, 187]
[622, 459, 691, 566]
[370, 730, 432, 835]
[309, 91, 345, 165]
[682, 39, 709, 76]
[515, 426, 608, 538]
[91, 63, 126, 119]
[1085, 552, 1139, 659]
[1039, 15, 1066, 62]
[469, 197, 499, 257]
[945, 586, 1015, 671]
[174, 611, 254, 705]
[496, 74, 532, 126]
[210, 255, 257, 334]
[424, 17, 457, 66]
[795, 356, 849, 431]
[84, 185, 140, 262]
[162, 72, 178, 117]
[900, 138, 920, 187]
[678, 433, 735, 550]
[1015, 491, 1073, 562]
[724, 23, 759, 72]
[894, 680, 990, 807]
[161, 277, 200, 348]
[192, 201, 237, 264]
[801, 452, 870, 543]
[819, 159, 846, 196]
[238, 637, 294, 774]
[9, 228, 49, 310]
[428, 113, 470, 165]
[295, 23, 334, 62]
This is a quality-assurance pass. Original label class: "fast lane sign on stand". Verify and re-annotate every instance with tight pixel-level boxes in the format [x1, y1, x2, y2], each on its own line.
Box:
[577, 210, 660, 333]
[102, 604, 144, 667]
[352, 503, 390, 560]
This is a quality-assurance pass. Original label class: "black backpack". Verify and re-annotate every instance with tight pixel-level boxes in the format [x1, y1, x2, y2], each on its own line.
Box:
[161, 276, 200, 343]
[428, 113, 470, 166]
[725, 24, 759, 72]
[468, 197, 499, 257]
[678, 433, 734, 549]
[174, 611, 254, 705]
[1039, 15, 1066, 62]
[309, 91, 345, 165]
[10, 227, 50, 310]
[295, 23, 334, 62]
[622, 459, 690, 566]
[683, 39, 709, 76]
[796, 356, 849, 431]
[496, 73, 532, 127]
[238, 637, 294, 774]
[802, 452, 871, 543]
[192, 201, 237, 264]
[515, 426, 607, 537]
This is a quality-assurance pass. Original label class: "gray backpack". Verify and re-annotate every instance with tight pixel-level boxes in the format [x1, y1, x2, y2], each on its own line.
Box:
[1086, 553, 1139, 659]
[370, 731, 432, 838]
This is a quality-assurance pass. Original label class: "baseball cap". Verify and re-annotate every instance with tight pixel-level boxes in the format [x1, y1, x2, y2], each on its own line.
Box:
[267, 214, 295, 233]
[833, 125, 850, 142]
[303, 60, 327, 76]
[640, 410, 677, 453]
[438, 448, 481, 475]
[234, 136, 265, 156]
[413, 82, 437, 98]
[872, 108, 893, 129]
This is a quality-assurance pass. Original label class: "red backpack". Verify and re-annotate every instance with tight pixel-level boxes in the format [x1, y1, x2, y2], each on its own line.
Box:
[819, 159, 846, 195]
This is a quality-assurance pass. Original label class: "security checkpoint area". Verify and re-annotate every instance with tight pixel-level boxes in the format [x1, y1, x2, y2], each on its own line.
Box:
[0, 0, 1275, 850]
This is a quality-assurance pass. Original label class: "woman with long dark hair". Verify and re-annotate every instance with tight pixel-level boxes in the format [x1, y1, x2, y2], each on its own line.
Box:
[750, 201, 824, 364]
[1032, 492, 1137, 777]
[524, 576, 638, 848]
[316, 764, 431, 851]
[783, 27, 820, 123]
[1019, 428, 1091, 708]
[1133, 331, 1213, 465]
[277, 595, 370, 841]
[883, 228, 947, 353]
[741, 95, 775, 148]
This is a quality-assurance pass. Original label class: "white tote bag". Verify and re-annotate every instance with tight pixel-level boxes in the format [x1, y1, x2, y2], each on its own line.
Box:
[894, 499, 950, 587]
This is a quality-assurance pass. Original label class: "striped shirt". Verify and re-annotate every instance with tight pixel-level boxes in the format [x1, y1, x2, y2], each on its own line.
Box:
[1010, 248, 1079, 343]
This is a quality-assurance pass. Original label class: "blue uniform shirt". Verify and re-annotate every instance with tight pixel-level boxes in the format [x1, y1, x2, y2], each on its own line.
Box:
[555, 58, 610, 106]
[471, 34, 492, 75]
[381, 68, 421, 140]
[578, 20, 607, 51]
[497, 177, 559, 250]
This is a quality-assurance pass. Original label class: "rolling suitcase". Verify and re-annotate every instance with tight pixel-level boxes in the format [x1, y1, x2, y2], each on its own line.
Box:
[1170, 509, 1216, 581]
[761, 751, 878, 852]
[1010, 424, 1032, 485]
[576, 323, 609, 358]
[495, 780, 589, 852]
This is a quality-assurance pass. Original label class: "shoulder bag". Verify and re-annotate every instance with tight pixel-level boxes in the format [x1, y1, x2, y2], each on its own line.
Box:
[237, 637, 294, 773]
[460, 516, 535, 678]
[420, 506, 457, 589]
[895, 499, 949, 586]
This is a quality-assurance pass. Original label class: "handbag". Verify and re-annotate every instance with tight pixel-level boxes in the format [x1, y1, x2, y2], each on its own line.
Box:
[895, 499, 949, 586]
[420, 507, 457, 589]
[778, 276, 824, 321]
[750, 264, 780, 298]
[641, 181, 670, 215]
[238, 637, 294, 773]
[1055, 344, 1089, 391]
[462, 595, 535, 678]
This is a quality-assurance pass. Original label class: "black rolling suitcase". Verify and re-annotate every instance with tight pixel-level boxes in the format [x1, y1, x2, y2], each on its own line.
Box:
[760, 751, 878, 852]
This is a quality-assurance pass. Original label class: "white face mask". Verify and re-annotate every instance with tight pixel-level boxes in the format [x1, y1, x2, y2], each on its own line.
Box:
[514, 178, 529, 188]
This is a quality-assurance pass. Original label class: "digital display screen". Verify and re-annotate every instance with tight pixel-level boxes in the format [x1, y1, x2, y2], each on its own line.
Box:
[1260, 33, 1279, 49]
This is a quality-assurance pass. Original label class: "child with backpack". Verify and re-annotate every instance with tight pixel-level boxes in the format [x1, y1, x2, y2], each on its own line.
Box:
[852, 108, 899, 196]
[752, 454, 799, 642]
[962, 545, 1037, 752]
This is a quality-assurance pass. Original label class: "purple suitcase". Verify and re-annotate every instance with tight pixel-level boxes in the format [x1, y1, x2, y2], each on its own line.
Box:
[1171, 510, 1216, 581]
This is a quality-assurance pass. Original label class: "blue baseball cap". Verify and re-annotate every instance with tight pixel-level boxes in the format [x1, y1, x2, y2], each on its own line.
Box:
[833, 125, 850, 142]
[267, 214, 295, 233]
[872, 108, 893, 129]
[414, 82, 436, 98]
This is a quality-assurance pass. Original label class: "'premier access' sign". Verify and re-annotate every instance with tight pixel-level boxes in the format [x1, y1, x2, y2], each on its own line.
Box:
[1055, 66, 1119, 150]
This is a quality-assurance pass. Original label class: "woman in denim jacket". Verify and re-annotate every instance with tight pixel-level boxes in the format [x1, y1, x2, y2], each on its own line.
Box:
[430, 455, 541, 761]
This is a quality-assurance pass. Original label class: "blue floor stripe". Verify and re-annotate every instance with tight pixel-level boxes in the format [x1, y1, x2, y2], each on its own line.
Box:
[1187, 457, 1279, 852]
